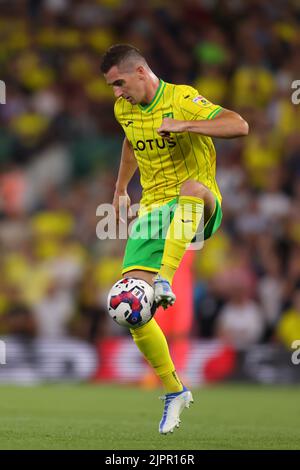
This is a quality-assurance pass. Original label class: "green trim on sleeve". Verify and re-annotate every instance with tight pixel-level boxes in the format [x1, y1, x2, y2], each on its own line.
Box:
[207, 106, 223, 120]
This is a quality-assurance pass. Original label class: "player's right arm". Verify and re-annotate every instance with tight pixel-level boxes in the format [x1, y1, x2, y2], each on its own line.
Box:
[113, 137, 138, 222]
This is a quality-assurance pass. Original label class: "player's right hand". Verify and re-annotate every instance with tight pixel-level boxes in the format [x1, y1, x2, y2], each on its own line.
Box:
[112, 189, 132, 224]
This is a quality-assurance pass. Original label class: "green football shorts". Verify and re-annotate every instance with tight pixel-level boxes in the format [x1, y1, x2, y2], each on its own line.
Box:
[122, 196, 222, 275]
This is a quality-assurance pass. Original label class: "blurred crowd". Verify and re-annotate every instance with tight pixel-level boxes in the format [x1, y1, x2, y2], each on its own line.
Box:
[0, 0, 300, 373]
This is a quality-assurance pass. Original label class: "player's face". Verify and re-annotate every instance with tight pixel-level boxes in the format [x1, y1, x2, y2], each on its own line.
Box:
[105, 65, 146, 105]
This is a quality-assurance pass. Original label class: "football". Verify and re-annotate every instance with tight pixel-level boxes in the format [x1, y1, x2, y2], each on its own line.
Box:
[107, 278, 156, 329]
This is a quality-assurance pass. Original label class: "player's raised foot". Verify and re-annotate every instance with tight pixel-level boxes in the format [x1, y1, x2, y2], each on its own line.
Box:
[159, 386, 194, 435]
[153, 274, 176, 309]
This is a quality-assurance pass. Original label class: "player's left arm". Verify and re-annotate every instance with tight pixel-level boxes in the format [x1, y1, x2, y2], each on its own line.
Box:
[158, 108, 249, 139]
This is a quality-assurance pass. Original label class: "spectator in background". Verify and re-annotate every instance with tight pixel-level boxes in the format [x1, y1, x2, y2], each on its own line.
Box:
[72, 261, 109, 344]
[276, 288, 300, 350]
[258, 252, 284, 337]
[32, 280, 74, 338]
[215, 268, 265, 350]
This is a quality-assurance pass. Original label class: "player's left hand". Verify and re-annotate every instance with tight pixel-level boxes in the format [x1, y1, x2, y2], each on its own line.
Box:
[157, 118, 186, 138]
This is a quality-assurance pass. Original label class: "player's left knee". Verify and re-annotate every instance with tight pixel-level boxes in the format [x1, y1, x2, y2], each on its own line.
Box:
[180, 180, 209, 199]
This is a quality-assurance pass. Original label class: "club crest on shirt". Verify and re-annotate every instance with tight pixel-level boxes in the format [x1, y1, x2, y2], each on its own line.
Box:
[192, 95, 211, 106]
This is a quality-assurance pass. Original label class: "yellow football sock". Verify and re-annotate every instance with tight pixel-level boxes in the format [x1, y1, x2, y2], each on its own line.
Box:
[130, 318, 183, 393]
[159, 195, 204, 284]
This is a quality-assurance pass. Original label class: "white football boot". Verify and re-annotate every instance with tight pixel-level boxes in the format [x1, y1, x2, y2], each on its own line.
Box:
[159, 386, 194, 434]
[153, 274, 176, 309]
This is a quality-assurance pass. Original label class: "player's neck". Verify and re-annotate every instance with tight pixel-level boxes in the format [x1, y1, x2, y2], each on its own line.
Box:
[141, 75, 160, 105]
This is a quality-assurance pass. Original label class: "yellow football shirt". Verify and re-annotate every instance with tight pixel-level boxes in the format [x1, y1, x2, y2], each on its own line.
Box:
[114, 79, 223, 210]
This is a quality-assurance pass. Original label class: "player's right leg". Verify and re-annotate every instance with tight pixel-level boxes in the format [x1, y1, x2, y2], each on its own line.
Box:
[122, 268, 193, 434]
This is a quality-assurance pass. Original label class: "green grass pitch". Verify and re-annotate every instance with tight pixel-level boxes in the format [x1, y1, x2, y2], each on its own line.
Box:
[0, 383, 299, 449]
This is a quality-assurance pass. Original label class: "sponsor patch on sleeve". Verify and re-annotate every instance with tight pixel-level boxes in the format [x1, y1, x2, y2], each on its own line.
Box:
[192, 95, 211, 106]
